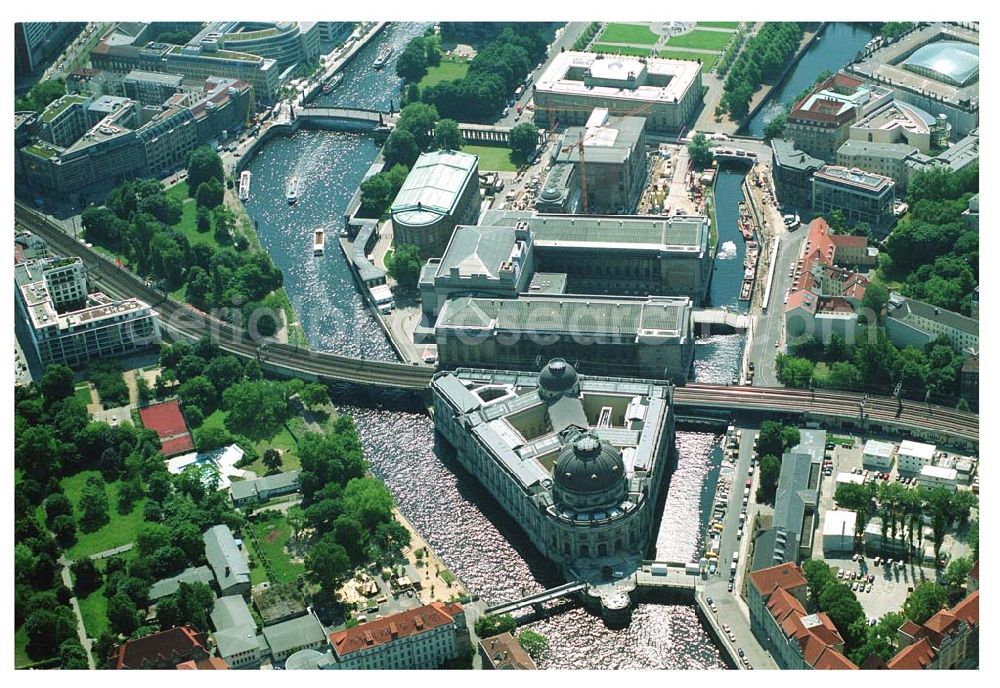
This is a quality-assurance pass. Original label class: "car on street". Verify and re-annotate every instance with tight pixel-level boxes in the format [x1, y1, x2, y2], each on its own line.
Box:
[738, 648, 745, 659]
[866, 583, 873, 593]
[728, 581, 734, 592]
[728, 632, 736, 642]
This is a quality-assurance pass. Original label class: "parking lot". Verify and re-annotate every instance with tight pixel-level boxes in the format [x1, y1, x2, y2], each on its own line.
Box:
[824, 553, 936, 622]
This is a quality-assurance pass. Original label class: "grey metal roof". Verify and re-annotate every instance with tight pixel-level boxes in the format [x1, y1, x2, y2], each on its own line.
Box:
[352, 221, 386, 284]
[203, 524, 250, 591]
[211, 594, 256, 631]
[390, 150, 478, 226]
[557, 115, 645, 165]
[887, 293, 978, 336]
[149, 565, 214, 601]
[262, 613, 327, 655]
[436, 225, 516, 280]
[838, 139, 919, 162]
[546, 396, 589, 434]
[771, 139, 824, 171]
[437, 294, 689, 339]
[214, 625, 264, 657]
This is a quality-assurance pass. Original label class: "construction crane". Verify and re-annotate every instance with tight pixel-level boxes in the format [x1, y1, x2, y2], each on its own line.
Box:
[561, 131, 590, 214]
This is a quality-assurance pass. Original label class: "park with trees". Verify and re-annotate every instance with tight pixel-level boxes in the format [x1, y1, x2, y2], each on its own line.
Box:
[719, 23, 803, 121]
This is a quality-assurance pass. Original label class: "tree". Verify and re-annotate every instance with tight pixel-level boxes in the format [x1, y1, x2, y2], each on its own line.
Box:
[475, 613, 517, 638]
[58, 639, 90, 669]
[382, 128, 420, 169]
[755, 421, 786, 459]
[51, 514, 77, 547]
[903, 581, 948, 625]
[186, 146, 224, 195]
[79, 478, 110, 532]
[16, 424, 61, 481]
[177, 375, 218, 417]
[386, 243, 424, 289]
[16, 78, 67, 112]
[299, 382, 329, 410]
[43, 492, 74, 526]
[801, 559, 835, 608]
[136, 522, 172, 557]
[342, 477, 394, 530]
[776, 354, 815, 388]
[818, 582, 866, 651]
[262, 449, 283, 474]
[508, 122, 540, 166]
[306, 533, 352, 593]
[71, 558, 103, 597]
[944, 557, 973, 602]
[756, 455, 780, 505]
[39, 364, 75, 404]
[374, 520, 410, 556]
[107, 592, 140, 636]
[195, 178, 224, 209]
[433, 118, 464, 151]
[204, 356, 244, 393]
[24, 607, 78, 660]
[518, 629, 549, 660]
[138, 192, 183, 225]
[333, 515, 369, 563]
[396, 37, 428, 81]
[196, 205, 212, 233]
[763, 112, 787, 140]
[687, 132, 714, 169]
[223, 380, 289, 440]
[861, 282, 889, 324]
[174, 582, 216, 631]
[395, 102, 439, 150]
[948, 490, 977, 529]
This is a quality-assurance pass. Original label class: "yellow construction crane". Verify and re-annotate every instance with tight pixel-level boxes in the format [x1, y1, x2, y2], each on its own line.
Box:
[561, 132, 590, 214]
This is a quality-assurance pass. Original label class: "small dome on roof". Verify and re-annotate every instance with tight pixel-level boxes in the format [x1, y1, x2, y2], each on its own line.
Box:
[538, 358, 579, 395]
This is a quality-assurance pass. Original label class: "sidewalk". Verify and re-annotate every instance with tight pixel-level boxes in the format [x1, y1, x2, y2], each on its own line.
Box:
[58, 558, 95, 669]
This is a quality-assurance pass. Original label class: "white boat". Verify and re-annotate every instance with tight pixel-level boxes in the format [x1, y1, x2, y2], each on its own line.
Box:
[313, 229, 325, 256]
[373, 45, 393, 69]
[238, 170, 252, 201]
[286, 177, 299, 205]
[322, 72, 344, 93]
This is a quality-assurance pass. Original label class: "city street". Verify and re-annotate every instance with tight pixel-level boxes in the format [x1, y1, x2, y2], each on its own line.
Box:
[748, 226, 808, 386]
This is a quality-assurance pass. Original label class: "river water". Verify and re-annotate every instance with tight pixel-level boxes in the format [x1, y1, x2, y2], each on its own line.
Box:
[239, 22, 779, 669]
[745, 22, 875, 138]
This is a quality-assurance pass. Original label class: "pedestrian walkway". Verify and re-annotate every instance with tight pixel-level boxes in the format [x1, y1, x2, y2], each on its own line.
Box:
[58, 558, 95, 669]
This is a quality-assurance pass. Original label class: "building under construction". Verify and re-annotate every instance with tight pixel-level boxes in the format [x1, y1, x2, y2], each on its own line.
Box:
[536, 108, 648, 215]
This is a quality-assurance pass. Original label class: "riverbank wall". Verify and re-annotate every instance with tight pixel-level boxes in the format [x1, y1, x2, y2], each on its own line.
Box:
[739, 22, 828, 133]
[302, 22, 388, 105]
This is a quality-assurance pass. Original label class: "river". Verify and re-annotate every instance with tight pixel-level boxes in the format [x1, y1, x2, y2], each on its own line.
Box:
[242, 22, 756, 669]
[745, 22, 875, 138]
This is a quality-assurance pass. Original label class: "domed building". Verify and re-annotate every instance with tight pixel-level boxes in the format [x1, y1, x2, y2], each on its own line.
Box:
[552, 432, 627, 511]
[431, 357, 676, 572]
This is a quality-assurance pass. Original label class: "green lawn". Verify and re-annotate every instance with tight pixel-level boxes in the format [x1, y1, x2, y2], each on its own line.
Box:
[15, 627, 38, 668]
[74, 384, 93, 407]
[249, 513, 304, 585]
[55, 471, 148, 560]
[600, 23, 660, 45]
[697, 22, 740, 30]
[658, 49, 719, 73]
[590, 43, 652, 57]
[77, 585, 110, 638]
[166, 182, 224, 250]
[462, 144, 517, 172]
[666, 29, 734, 51]
[417, 58, 470, 89]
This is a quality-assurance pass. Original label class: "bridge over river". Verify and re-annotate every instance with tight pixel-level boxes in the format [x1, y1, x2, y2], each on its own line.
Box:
[16, 202, 978, 449]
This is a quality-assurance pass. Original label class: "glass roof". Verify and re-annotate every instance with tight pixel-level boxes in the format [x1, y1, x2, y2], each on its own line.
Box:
[903, 41, 979, 87]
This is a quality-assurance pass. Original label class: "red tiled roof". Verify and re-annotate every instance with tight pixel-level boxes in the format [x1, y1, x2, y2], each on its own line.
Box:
[330, 602, 462, 657]
[812, 646, 858, 670]
[139, 400, 193, 457]
[831, 234, 868, 249]
[177, 657, 229, 670]
[923, 609, 959, 636]
[968, 560, 979, 582]
[748, 562, 808, 598]
[888, 637, 935, 670]
[952, 589, 979, 627]
[861, 652, 888, 670]
[109, 626, 207, 670]
[899, 619, 922, 638]
[786, 288, 819, 314]
[480, 632, 537, 670]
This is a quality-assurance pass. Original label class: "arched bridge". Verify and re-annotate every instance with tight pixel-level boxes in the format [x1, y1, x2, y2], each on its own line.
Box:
[16, 202, 978, 447]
